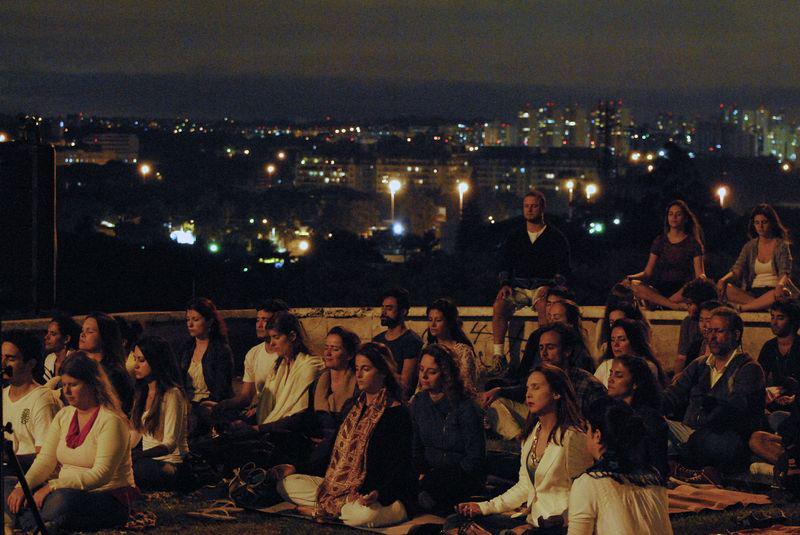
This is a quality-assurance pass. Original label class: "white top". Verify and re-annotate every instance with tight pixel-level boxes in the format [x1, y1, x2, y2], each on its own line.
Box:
[568, 474, 672, 535]
[24, 405, 135, 493]
[242, 342, 279, 395]
[137, 387, 189, 464]
[753, 258, 778, 288]
[2, 385, 62, 455]
[256, 352, 324, 425]
[527, 225, 547, 244]
[187, 359, 210, 402]
[478, 426, 593, 527]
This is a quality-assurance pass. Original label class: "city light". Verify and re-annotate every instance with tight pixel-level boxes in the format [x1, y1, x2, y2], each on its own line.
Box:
[457, 181, 470, 215]
[782, 162, 792, 173]
[629, 152, 641, 162]
[0, 132, 8, 142]
[138, 163, 152, 178]
[588, 222, 605, 234]
[393, 222, 405, 235]
[298, 239, 310, 252]
[388, 179, 402, 220]
[613, 218, 621, 225]
[565, 180, 575, 203]
[277, 151, 287, 160]
[265, 163, 276, 175]
[585, 183, 598, 201]
[716, 186, 729, 208]
[208, 242, 220, 253]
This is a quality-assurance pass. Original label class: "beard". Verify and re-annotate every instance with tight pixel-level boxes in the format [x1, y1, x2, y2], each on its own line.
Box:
[380, 316, 399, 328]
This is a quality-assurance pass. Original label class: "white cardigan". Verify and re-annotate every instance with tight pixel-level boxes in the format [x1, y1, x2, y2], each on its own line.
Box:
[479, 425, 593, 527]
[568, 473, 672, 535]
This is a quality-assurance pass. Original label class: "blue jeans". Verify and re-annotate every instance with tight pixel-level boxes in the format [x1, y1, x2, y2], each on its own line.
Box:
[5, 485, 129, 532]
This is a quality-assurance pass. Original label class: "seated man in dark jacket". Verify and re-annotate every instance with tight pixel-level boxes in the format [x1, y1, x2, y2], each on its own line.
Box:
[663, 307, 765, 472]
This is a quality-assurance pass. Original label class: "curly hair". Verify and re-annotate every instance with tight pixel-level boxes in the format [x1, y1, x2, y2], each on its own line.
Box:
[419, 344, 470, 401]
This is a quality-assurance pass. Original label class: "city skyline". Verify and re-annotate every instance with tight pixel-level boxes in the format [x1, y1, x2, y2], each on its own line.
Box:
[2, 2, 799, 120]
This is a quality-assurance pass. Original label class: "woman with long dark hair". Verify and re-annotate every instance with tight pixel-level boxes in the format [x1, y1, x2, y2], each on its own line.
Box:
[626, 200, 705, 310]
[42, 313, 81, 382]
[426, 298, 478, 394]
[593, 300, 650, 360]
[449, 364, 593, 534]
[6, 352, 136, 533]
[412, 344, 485, 513]
[595, 318, 666, 388]
[568, 398, 671, 535]
[79, 312, 135, 414]
[130, 335, 189, 490]
[179, 297, 233, 435]
[718, 203, 794, 312]
[607, 355, 668, 482]
[275, 342, 415, 528]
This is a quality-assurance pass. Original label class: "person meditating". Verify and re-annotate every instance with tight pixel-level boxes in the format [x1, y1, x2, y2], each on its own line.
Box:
[274, 342, 416, 528]
[717, 203, 794, 312]
[5, 352, 136, 533]
[448, 364, 593, 534]
[625, 200, 705, 310]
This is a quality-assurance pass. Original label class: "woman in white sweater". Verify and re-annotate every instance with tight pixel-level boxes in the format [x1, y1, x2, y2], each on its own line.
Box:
[448, 364, 593, 534]
[5, 352, 135, 532]
[130, 335, 189, 490]
[568, 397, 672, 535]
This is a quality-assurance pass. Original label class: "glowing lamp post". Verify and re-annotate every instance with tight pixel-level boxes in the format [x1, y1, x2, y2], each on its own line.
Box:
[585, 183, 598, 201]
[457, 181, 469, 216]
[138, 163, 152, 178]
[265, 163, 276, 175]
[565, 180, 575, 203]
[388, 179, 402, 221]
[717, 186, 728, 208]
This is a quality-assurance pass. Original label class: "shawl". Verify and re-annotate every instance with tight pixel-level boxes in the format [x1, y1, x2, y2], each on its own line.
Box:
[315, 388, 388, 518]
[65, 406, 101, 449]
[256, 352, 324, 424]
[313, 369, 357, 413]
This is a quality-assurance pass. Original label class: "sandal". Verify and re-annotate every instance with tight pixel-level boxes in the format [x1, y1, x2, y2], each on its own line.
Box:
[185, 507, 238, 521]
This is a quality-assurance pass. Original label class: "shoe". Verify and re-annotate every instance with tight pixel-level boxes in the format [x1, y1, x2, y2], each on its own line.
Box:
[671, 464, 722, 487]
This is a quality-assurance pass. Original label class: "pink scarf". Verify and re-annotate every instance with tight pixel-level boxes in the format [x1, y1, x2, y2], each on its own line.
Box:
[65, 407, 101, 448]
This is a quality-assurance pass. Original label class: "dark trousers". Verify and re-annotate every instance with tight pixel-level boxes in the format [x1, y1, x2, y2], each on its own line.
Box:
[133, 457, 181, 491]
[444, 512, 566, 534]
[419, 465, 485, 512]
[4, 479, 128, 532]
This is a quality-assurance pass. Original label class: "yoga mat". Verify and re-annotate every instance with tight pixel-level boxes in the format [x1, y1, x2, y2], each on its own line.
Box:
[668, 484, 771, 515]
[254, 502, 445, 534]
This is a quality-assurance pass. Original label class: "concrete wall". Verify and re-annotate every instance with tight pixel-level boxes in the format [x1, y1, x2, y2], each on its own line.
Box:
[4, 307, 774, 374]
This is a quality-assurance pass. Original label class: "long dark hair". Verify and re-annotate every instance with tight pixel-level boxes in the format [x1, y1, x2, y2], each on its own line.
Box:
[521, 364, 584, 445]
[326, 326, 360, 370]
[420, 344, 471, 401]
[749, 203, 790, 242]
[49, 314, 81, 350]
[131, 335, 186, 437]
[60, 351, 124, 418]
[598, 302, 649, 353]
[425, 298, 474, 349]
[355, 342, 404, 403]
[583, 397, 661, 487]
[611, 355, 663, 411]
[186, 297, 228, 344]
[604, 318, 666, 387]
[664, 199, 704, 251]
[85, 312, 126, 368]
[268, 311, 311, 371]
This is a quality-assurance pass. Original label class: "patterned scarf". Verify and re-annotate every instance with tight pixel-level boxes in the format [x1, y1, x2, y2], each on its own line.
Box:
[315, 388, 388, 518]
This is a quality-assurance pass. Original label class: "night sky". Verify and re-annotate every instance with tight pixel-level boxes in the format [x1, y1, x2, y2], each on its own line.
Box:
[2, 1, 799, 120]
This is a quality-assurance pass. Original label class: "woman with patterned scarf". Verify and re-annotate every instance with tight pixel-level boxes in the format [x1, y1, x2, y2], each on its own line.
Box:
[275, 342, 416, 528]
[568, 397, 672, 535]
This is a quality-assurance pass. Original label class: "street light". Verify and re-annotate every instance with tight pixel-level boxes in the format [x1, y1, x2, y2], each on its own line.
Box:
[565, 180, 575, 203]
[716, 186, 728, 208]
[585, 183, 598, 201]
[457, 181, 469, 216]
[276, 151, 287, 161]
[388, 179, 402, 220]
[138, 163, 152, 178]
[265, 163, 276, 175]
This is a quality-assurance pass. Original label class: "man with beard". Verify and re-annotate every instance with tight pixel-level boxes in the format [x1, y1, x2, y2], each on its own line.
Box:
[758, 301, 800, 429]
[373, 287, 422, 398]
[663, 307, 765, 475]
[491, 190, 571, 373]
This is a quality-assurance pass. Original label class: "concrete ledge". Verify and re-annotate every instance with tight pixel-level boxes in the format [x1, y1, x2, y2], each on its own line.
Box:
[3, 307, 773, 373]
